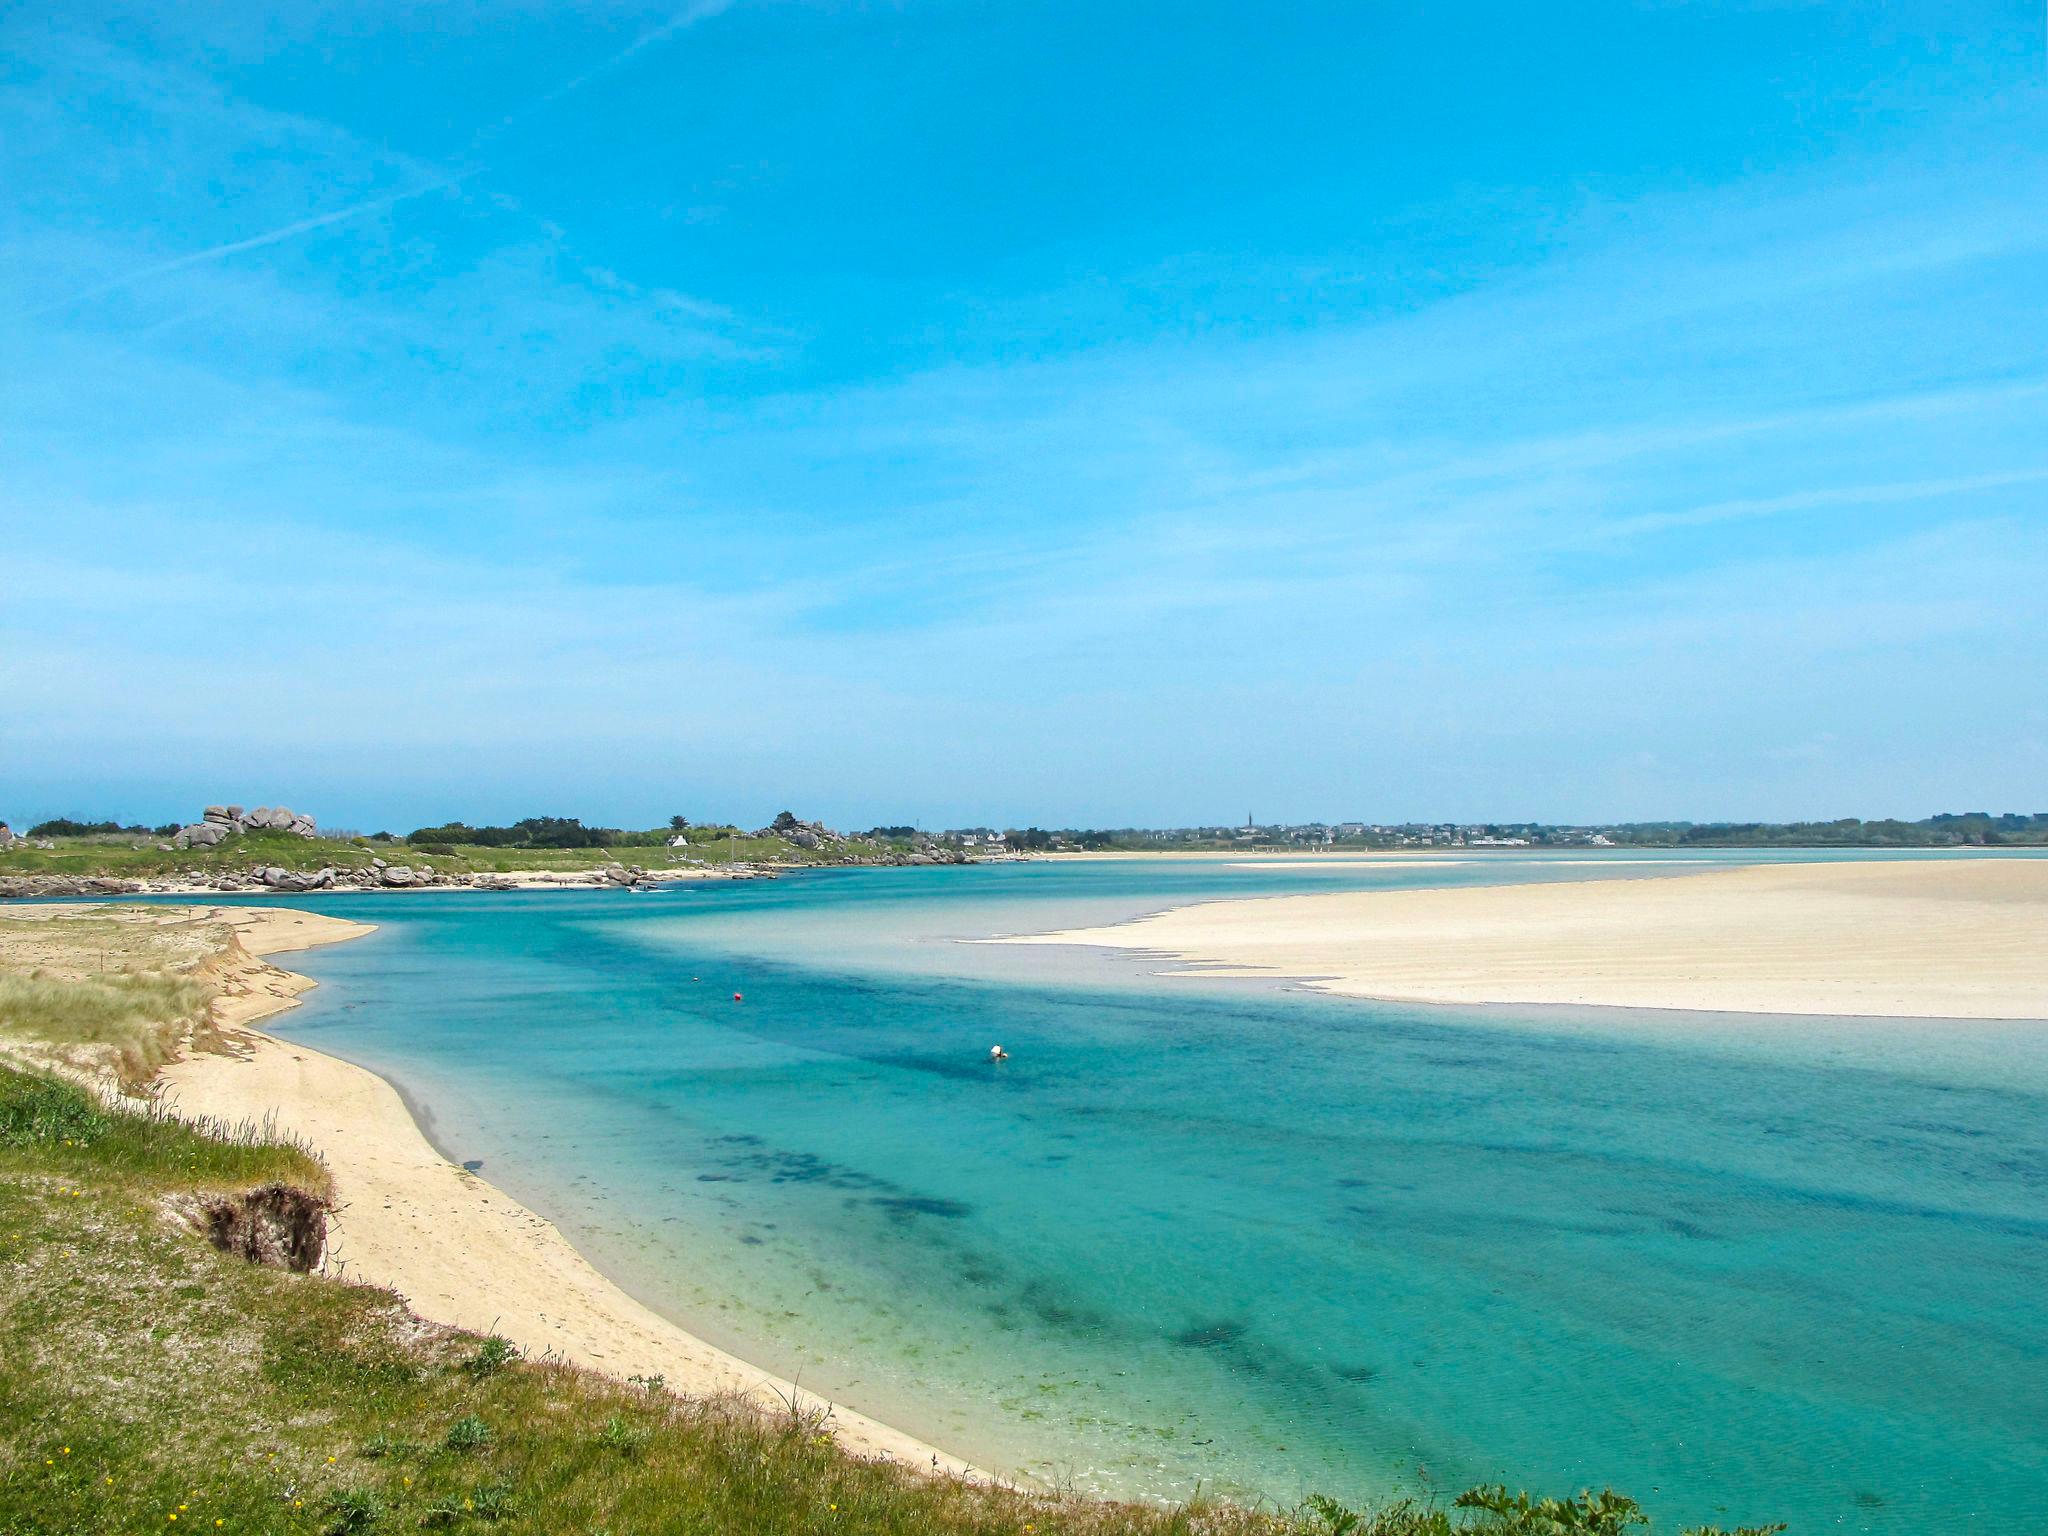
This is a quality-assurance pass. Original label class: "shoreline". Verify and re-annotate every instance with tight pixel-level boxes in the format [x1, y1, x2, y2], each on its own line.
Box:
[996, 857, 2048, 1021]
[0, 857, 1040, 902]
[156, 906, 980, 1482]
[0, 866, 784, 901]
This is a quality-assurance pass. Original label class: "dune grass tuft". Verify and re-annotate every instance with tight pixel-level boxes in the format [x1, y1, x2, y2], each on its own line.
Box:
[0, 968, 213, 1085]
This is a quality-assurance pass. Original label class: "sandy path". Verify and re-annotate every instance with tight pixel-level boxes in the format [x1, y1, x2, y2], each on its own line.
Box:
[999, 858, 2048, 1020]
[157, 908, 975, 1477]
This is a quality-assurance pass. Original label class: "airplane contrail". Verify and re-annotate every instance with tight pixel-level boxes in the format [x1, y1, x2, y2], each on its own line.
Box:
[16, 175, 467, 320]
[20, 0, 737, 321]
[499, 0, 738, 130]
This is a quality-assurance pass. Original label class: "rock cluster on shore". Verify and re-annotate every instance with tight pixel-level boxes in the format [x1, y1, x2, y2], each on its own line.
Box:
[171, 804, 319, 848]
[755, 816, 841, 850]
[745, 815, 976, 865]
[897, 834, 974, 865]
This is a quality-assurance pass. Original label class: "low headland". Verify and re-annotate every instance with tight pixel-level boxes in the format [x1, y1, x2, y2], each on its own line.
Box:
[0, 806, 1013, 902]
[0, 901, 1786, 1535]
[999, 857, 2048, 1020]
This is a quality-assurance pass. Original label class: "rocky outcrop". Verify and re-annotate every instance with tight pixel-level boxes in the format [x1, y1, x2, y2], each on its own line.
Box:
[243, 806, 318, 835]
[0, 822, 14, 849]
[254, 866, 336, 892]
[172, 804, 319, 848]
[754, 816, 845, 849]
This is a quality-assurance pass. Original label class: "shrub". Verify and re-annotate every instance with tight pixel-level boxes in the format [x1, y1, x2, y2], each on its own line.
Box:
[596, 1415, 650, 1458]
[27, 818, 148, 838]
[443, 1413, 492, 1453]
[0, 1070, 111, 1148]
[469, 1479, 516, 1521]
[461, 1335, 517, 1379]
[1453, 1485, 1644, 1534]
[322, 1485, 384, 1533]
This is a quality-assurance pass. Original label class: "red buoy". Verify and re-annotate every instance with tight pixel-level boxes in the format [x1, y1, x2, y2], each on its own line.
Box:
[733, 991, 744, 1002]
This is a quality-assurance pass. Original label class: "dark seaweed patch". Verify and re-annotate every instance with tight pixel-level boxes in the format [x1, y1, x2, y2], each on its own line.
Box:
[1660, 1217, 1719, 1240]
[1003, 1280, 1112, 1338]
[870, 1195, 973, 1220]
[1174, 1319, 1249, 1350]
[1896, 1120, 1986, 1139]
[716, 1146, 891, 1191]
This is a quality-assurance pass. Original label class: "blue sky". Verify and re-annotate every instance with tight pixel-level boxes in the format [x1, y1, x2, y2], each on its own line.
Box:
[3, 2, 2044, 831]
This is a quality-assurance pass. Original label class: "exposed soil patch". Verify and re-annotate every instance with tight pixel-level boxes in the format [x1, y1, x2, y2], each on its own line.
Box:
[192, 1182, 330, 1272]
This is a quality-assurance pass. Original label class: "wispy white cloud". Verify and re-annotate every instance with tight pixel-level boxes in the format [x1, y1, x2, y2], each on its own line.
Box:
[4, 6, 2046, 824]
[1597, 469, 2048, 541]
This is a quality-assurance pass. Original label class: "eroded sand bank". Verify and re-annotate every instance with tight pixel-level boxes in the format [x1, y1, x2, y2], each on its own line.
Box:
[999, 858, 2048, 1019]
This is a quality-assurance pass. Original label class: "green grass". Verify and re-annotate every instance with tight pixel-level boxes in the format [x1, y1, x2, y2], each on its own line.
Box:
[1, 831, 388, 880]
[1, 829, 903, 882]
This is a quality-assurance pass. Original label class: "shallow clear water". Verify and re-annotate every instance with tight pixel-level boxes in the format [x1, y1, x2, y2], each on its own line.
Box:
[188, 855, 2046, 1533]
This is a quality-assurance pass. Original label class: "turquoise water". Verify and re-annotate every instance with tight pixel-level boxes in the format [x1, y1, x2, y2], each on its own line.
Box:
[194, 855, 2045, 1533]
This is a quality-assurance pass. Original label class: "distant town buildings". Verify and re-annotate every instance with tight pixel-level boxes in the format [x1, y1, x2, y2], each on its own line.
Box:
[922, 821, 1621, 852]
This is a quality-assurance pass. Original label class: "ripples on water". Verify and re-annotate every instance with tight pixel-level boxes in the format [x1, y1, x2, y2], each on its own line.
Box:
[229, 855, 2045, 1535]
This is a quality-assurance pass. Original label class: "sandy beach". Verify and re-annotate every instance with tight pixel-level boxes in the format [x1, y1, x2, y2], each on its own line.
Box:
[1000, 857, 2048, 1019]
[155, 907, 975, 1478]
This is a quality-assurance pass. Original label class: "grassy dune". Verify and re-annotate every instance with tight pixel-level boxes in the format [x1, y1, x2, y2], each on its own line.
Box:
[0, 911, 239, 1087]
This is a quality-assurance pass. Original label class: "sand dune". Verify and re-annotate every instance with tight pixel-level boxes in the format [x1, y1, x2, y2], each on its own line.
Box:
[1001, 858, 2048, 1020]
